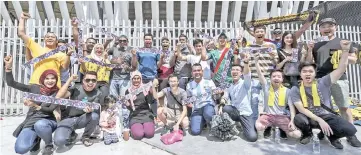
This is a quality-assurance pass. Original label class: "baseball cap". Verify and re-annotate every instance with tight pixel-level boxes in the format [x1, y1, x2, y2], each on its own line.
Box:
[319, 18, 337, 26]
[218, 32, 228, 39]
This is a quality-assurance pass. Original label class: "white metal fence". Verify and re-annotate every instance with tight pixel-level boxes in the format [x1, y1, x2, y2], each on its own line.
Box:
[1, 19, 361, 116]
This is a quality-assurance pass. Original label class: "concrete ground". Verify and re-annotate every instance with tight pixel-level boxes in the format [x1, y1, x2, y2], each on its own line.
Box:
[1, 116, 361, 155]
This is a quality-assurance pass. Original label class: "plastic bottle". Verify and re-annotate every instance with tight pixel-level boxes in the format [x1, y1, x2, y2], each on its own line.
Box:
[312, 129, 321, 154]
[274, 127, 280, 143]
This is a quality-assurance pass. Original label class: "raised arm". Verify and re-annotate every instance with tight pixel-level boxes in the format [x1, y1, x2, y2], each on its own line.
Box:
[201, 46, 209, 61]
[157, 54, 165, 69]
[18, 13, 31, 44]
[305, 41, 315, 62]
[329, 40, 351, 84]
[294, 21, 313, 40]
[4, 56, 31, 92]
[71, 18, 79, 47]
[131, 49, 138, 69]
[254, 53, 267, 86]
[56, 75, 78, 99]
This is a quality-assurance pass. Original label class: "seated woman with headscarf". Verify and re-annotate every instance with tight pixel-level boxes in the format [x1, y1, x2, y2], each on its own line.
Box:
[125, 71, 157, 140]
[4, 55, 59, 155]
[79, 43, 112, 102]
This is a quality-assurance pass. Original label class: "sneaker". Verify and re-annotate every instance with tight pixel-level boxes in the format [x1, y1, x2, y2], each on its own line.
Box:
[300, 135, 312, 144]
[347, 135, 361, 147]
[318, 132, 325, 140]
[330, 139, 343, 149]
[264, 127, 272, 139]
[42, 145, 54, 155]
[280, 129, 288, 140]
[30, 137, 41, 152]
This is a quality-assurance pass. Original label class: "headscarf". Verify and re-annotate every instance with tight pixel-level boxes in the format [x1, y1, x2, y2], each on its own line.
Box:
[90, 43, 106, 61]
[127, 71, 150, 110]
[39, 69, 59, 95]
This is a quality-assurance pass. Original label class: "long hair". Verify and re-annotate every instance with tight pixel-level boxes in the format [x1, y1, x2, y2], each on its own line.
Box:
[281, 31, 297, 49]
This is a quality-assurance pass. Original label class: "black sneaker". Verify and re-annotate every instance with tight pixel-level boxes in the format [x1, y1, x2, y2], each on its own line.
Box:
[280, 129, 288, 140]
[42, 145, 54, 155]
[318, 132, 325, 140]
[66, 131, 78, 146]
[330, 139, 343, 149]
[300, 135, 312, 144]
[30, 137, 41, 152]
[264, 127, 272, 139]
[347, 135, 361, 147]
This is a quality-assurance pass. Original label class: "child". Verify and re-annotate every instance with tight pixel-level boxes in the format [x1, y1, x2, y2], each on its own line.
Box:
[100, 96, 119, 145]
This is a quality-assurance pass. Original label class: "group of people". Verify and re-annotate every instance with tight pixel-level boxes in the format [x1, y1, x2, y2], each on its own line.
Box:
[4, 12, 361, 155]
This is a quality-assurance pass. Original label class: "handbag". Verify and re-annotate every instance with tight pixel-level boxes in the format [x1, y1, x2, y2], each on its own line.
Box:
[160, 129, 184, 145]
[278, 49, 300, 76]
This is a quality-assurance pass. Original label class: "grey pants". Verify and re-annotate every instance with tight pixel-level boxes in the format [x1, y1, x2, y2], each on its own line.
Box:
[223, 105, 258, 142]
[53, 112, 99, 147]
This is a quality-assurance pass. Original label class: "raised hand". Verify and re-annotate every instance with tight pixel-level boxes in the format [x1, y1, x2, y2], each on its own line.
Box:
[131, 49, 137, 56]
[307, 41, 315, 50]
[4, 55, 13, 69]
[71, 17, 78, 27]
[340, 40, 351, 51]
[21, 12, 31, 20]
[70, 74, 78, 81]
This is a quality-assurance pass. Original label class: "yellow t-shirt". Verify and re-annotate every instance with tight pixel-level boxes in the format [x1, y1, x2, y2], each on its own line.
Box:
[26, 38, 67, 88]
[80, 55, 112, 83]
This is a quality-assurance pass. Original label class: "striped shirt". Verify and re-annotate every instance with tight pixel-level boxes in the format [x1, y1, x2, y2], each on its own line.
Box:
[186, 79, 216, 109]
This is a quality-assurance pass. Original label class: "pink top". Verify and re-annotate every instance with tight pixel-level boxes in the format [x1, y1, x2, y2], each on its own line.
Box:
[99, 109, 118, 133]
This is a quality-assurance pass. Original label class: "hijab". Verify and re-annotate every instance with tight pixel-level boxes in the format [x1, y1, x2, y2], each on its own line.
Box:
[39, 69, 59, 95]
[90, 43, 106, 61]
[127, 71, 150, 110]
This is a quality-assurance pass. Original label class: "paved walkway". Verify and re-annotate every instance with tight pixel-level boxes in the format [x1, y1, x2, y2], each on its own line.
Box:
[1, 116, 361, 155]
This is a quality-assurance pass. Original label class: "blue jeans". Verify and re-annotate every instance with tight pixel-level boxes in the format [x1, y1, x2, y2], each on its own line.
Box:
[110, 79, 130, 97]
[190, 104, 215, 135]
[250, 79, 263, 120]
[53, 112, 99, 147]
[15, 119, 57, 154]
[178, 77, 191, 90]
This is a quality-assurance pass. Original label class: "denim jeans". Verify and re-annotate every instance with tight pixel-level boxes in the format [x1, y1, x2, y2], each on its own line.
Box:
[53, 112, 99, 147]
[14, 119, 57, 154]
[110, 79, 130, 97]
[190, 104, 215, 135]
[250, 79, 263, 120]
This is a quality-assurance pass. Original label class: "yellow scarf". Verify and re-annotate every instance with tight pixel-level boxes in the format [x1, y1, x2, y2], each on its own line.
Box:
[330, 50, 342, 69]
[300, 81, 321, 107]
[268, 85, 286, 107]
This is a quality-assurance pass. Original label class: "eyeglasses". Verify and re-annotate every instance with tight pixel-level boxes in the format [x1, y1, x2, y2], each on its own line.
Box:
[119, 40, 127, 43]
[84, 79, 97, 83]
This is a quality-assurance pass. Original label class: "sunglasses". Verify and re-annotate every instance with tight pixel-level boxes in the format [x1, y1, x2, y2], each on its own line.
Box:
[84, 79, 97, 83]
[119, 40, 127, 43]
[273, 31, 282, 35]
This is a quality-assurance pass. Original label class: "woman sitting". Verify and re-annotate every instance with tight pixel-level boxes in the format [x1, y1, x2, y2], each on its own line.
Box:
[4, 56, 59, 155]
[125, 71, 157, 140]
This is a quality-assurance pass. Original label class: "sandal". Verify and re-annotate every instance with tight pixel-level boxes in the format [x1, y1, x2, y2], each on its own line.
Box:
[81, 137, 94, 147]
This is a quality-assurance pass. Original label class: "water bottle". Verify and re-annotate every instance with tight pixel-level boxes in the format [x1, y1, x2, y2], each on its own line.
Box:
[312, 129, 321, 154]
[274, 127, 280, 143]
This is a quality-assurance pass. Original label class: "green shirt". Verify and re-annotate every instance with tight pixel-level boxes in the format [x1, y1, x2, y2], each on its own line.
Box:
[207, 49, 234, 84]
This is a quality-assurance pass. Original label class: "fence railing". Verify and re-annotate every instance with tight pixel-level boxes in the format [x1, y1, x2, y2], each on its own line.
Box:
[1, 19, 360, 116]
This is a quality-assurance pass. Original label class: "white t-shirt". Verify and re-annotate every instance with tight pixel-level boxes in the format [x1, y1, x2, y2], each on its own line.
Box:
[186, 55, 212, 79]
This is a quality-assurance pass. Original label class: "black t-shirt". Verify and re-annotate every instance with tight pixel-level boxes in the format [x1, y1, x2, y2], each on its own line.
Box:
[313, 37, 356, 79]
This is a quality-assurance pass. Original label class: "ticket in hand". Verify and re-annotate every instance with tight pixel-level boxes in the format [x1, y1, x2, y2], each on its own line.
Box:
[314, 36, 330, 43]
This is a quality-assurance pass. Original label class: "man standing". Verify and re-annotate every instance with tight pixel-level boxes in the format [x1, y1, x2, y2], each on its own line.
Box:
[18, 12, 71, 88]
[108, 35, 135, 97]
[201, 32, 239, 86]
[171, 34, 194, 89]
